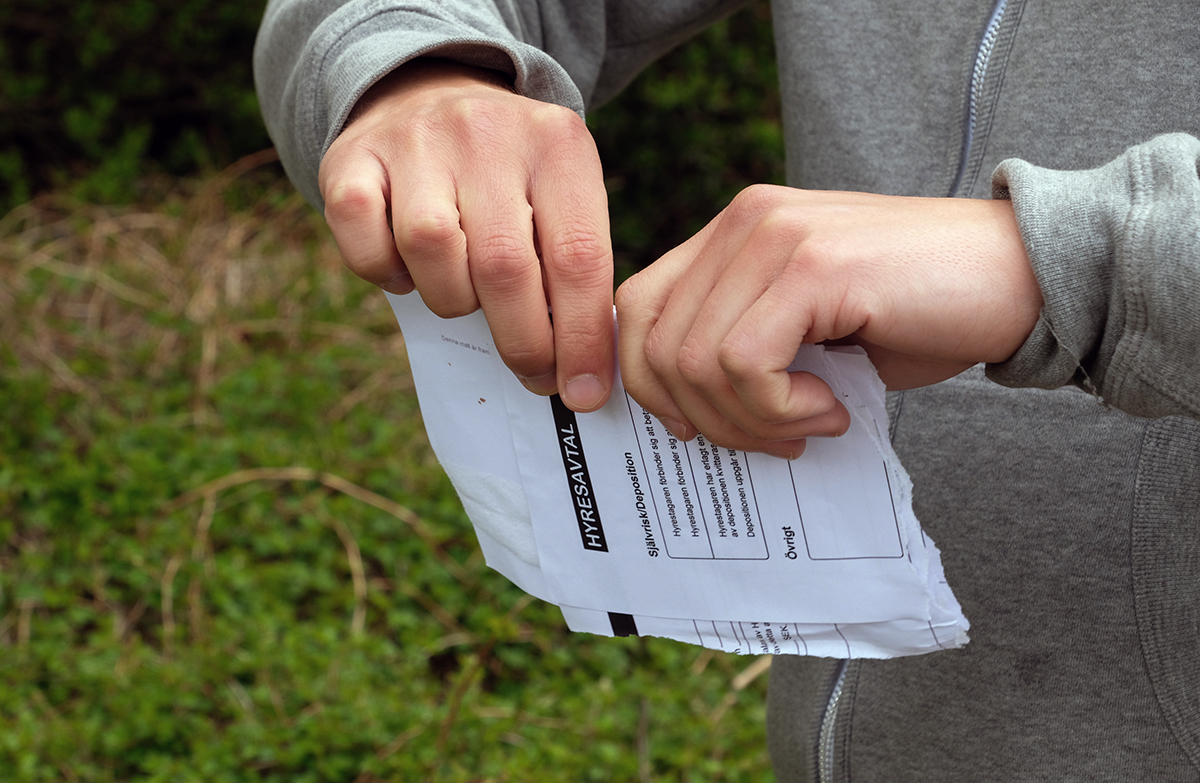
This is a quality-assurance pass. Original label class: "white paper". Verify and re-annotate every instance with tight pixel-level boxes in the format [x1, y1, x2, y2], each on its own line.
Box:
[387, 293, 968, 658]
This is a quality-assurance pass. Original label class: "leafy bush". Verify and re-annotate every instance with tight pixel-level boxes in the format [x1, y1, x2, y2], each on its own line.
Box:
[0, 167, 775, 781]
[0, 0, 270, 207]
[591, 2, 784, 274]
[1, 0, 782, 273]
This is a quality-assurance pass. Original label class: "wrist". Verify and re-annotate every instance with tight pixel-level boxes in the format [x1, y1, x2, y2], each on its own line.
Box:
[985, 198, 1044, 363]
[347, 57, 516, 127]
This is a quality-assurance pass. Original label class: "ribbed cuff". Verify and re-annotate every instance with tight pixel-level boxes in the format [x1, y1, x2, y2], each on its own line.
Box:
[984, 154, 1132, 396]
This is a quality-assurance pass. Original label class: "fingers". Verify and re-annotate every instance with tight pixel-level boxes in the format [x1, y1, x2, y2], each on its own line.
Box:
[670, 282, 846, 453]
[458, 175, 557, 393]
[711, 263, 851, 438]
[444, 104, 614, 407]
[533, 109, 615, 411]
[618, 188, 849, 456]
[322, 163, 413, 295]
[319, 64, 616, 412]
[616, 220, 718, 440]
[390, 161, 474, 316]
[619, 220, 809, 457]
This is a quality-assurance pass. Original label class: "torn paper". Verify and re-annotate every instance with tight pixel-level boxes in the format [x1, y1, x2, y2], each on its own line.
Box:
[386, 293, 968, 658]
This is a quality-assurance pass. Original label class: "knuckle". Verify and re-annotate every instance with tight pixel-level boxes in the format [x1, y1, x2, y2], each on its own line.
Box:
[613, 276, 646, 317]
[531, 102, 588, 138]
[716, 339, 758, 383]
[755, 204, 809, 244]
[322, 179, 377, 223]
[446, 97, 524, 147]
[531, 105, 601, 171]
[728, 183, 784, 220]
[642, 324, 675, 376]
[675, 337, 713, 388]
[442, 95, 493, 128]
[471, 230, 532, 279]
[788, 237, 843, 284]
[395, 210, 460, 253]
[541, 227, 610, 274]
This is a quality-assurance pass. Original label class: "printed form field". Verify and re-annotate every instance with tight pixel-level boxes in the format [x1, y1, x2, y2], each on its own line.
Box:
[626, 397, 903, 562]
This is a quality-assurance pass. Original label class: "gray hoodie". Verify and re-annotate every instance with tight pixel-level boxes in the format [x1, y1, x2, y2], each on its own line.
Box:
[255, 1, 1200, 779]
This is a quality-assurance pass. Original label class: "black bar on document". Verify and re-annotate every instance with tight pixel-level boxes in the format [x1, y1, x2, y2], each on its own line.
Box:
[549, 394, 608, 552]
[608, 612, 639, 637]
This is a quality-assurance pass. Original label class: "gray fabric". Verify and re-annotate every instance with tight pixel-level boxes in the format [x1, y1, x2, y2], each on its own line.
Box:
[1132, 418, 1200, 772]
[767, 656, 841, 781]
[255, 1, 1200, 780]
[989, 134, 1200, 421]
[773, 371, 1200, 781]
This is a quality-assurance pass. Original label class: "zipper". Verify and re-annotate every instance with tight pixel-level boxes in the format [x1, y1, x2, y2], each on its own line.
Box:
[949, 0, 1010, 196]
[817, 659, 849, 783]
[814, 9, 1014, 780]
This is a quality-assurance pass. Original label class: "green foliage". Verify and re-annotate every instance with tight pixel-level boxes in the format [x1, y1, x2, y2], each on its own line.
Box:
[0, 3, 787, 777]
[1, 0, 781, 276]
[591, 2, 784, 275]
[0, 0, 271, 210]
[0, 172, 775, 781]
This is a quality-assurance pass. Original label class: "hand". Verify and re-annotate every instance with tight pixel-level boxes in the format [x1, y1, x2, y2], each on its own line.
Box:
[615, 185, 1042, 458]
[318, 59, 615, 412]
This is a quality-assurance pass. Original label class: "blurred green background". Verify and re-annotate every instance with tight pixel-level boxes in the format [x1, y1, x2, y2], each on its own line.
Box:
[0, 1, 786, 780]
[0, 0, 784, 268]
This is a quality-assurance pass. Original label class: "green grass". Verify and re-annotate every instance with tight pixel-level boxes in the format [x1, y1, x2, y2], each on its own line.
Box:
[0, 157, 775, 782]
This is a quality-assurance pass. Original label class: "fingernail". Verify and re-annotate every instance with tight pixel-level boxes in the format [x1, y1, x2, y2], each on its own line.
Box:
[659, 417, 691, 440]
[519, 372, 558, 396]
[381, 274, 414, 295]
[816, 422, 850, 438]
[768, 441, 806, 460]
[563, 374, 605, 411]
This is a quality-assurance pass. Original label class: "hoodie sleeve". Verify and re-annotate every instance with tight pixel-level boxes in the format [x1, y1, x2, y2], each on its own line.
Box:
[987, 132, 1200, 420]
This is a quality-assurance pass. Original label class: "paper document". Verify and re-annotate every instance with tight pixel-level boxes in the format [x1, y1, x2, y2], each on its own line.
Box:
[386, 293, 968, 658]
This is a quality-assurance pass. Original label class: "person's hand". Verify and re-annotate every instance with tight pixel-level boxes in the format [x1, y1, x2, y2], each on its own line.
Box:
[318, 59, 615, 412]
[615, 186, 1043, 458]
